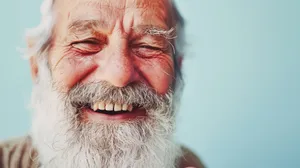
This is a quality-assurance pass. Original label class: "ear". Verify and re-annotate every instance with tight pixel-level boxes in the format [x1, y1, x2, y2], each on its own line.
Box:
[27, 38, 39, 82]
[30, 56, 38, 82]
[177, 55, 183, 68]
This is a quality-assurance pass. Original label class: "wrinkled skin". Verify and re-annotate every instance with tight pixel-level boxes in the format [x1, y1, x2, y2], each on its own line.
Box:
[30, 0, 203, 167]
[48, 0, 175, 95]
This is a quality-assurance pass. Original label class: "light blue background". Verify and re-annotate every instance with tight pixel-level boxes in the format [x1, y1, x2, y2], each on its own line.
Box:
[1, 0, 299, 168]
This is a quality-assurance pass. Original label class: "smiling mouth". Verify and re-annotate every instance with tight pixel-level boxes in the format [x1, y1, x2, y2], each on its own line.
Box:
[86, 101, 143, 115]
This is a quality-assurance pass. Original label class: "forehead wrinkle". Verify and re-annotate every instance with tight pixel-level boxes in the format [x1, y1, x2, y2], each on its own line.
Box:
[68, 0, 170, 24]
[68, 20, 109, 32]
[59, 0, 174, 42]
[70, 0, 168, 11]
[128, 0, 171, 24]
[69, 1, 127, 18]
[66, 20, 112, 40]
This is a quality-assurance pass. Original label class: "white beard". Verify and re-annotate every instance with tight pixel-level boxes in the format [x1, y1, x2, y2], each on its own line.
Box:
[30, 59, 181, 168]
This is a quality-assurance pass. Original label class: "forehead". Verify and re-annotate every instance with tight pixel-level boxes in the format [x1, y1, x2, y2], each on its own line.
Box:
[54, 0, 172, 31]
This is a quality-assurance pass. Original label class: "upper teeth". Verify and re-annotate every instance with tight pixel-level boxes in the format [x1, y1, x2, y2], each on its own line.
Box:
[92, 102, 133, 112]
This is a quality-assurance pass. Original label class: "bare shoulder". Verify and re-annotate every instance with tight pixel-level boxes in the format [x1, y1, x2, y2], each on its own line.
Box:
[179, 146, 205, 168]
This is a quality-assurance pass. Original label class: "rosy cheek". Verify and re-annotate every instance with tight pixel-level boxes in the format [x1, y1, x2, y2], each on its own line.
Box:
[140, 59, 174, 95]
[51, 55, 97, 92]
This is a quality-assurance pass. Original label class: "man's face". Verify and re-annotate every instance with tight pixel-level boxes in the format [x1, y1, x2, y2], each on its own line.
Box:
[30, 0, 181, 167]
[46, 0, 175, 122]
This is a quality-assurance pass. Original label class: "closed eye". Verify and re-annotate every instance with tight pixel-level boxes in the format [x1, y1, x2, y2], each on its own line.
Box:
[139, 45, 162, 51]
[131, 44, 166, 58]
[72, 38, 100, 45]
[71, 38, 104, 55]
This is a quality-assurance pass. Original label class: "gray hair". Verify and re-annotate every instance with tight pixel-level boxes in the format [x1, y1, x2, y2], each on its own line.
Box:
[25, 0, 185, 79]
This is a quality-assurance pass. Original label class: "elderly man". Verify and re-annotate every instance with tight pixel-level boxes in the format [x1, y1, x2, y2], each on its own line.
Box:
[0, 0, 203, 167]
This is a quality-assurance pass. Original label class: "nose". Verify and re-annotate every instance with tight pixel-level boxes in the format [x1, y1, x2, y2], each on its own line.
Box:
[91, 22, 139, 87]
[103, 48, 137, 87]
[93, 32, 140, 87]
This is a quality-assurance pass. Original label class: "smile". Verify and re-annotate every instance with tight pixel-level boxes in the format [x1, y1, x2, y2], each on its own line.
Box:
[81, 101, 147, 121]
[91, 101, 133, 114]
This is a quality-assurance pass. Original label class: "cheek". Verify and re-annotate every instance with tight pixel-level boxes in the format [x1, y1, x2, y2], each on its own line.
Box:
[50, 54, 97, 92]
[139, 58, 174, 94]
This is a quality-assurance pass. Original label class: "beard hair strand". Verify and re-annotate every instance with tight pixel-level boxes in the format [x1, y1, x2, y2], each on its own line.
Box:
[30, 58, 182, 168]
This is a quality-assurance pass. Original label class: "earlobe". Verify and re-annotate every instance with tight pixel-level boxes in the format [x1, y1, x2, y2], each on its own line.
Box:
[27, 37, 39, 82]
[177, 56, 183, 68]
[30, 56, 39, 82]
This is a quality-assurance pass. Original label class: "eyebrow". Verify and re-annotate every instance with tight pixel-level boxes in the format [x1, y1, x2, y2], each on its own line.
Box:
[132, 25, 176, 40]
[67, 19, 176, 40]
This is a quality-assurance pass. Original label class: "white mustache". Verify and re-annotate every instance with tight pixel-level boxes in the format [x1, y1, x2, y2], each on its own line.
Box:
[65, 81, 173, 111]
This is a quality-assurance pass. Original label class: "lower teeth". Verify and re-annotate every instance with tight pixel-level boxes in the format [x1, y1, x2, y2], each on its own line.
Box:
[95, 110, 128, 115]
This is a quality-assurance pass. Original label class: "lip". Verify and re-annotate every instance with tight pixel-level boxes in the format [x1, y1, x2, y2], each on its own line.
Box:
[82, 107, 147, 122]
